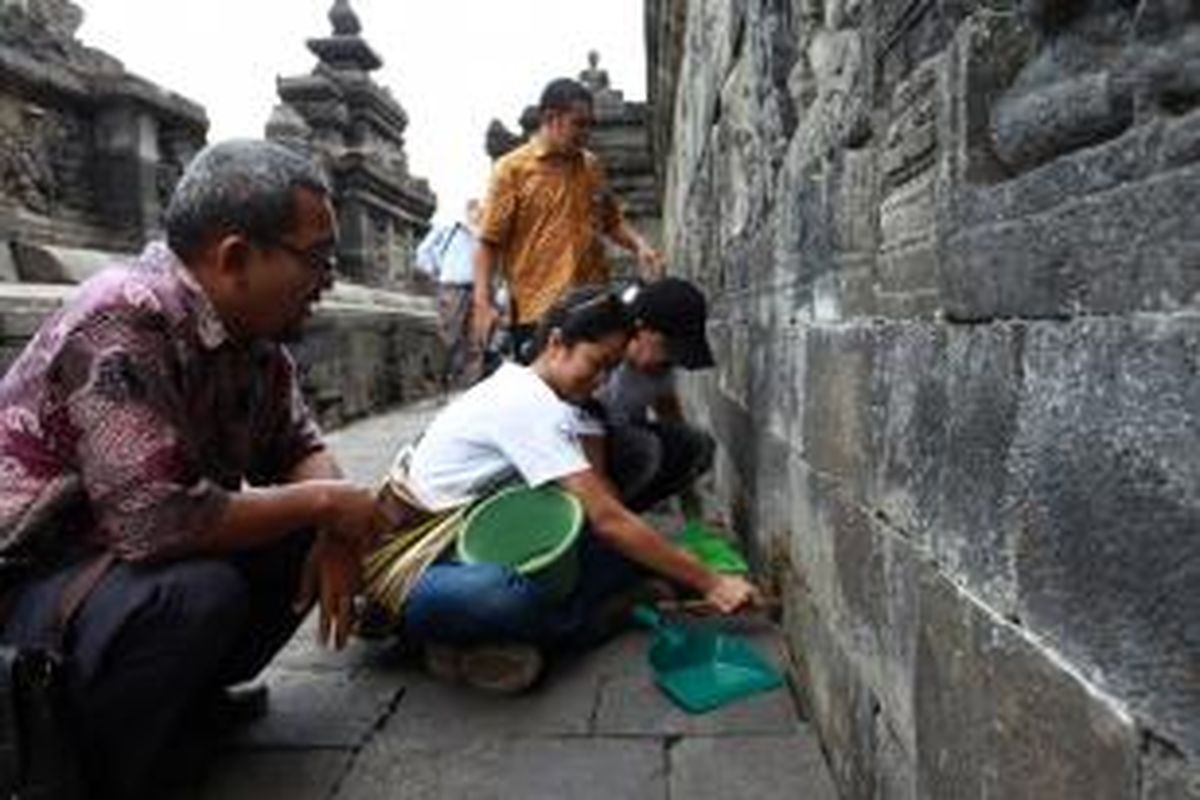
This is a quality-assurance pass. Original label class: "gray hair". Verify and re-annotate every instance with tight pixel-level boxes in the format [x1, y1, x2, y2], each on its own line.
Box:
[165, 139, 331, 262]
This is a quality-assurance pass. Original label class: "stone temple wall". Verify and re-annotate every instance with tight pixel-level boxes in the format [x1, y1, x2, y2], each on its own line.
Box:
[647, 1, 1199, 797]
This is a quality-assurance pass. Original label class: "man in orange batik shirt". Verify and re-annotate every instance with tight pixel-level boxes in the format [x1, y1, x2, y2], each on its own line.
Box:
[471, 77, 665, 363]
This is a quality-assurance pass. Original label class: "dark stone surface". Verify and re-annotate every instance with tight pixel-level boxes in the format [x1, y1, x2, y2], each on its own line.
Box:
[797, 602, 878, 799]
[944, 163, 1200, 320]
[932, 324, 1023, 607]
[802, 325, 879, 503]
[916, 569, 1140, 799]
[1141, 735, 1200, 800]
[1012, 318, 1200, 755]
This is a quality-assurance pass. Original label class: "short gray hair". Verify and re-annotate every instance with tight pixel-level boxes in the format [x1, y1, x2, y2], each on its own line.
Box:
[165, 139, 331, 262]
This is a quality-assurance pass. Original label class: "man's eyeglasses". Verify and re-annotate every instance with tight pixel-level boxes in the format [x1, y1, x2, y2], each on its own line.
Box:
[275, 241, 337, 276]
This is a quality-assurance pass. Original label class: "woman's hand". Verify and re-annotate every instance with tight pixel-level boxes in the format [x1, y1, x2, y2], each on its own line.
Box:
[703, 574, 761, 614]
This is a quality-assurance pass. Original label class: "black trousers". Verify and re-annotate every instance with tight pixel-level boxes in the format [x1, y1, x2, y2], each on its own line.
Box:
[606, 420, 715, 512]
[0, 530, 313, 799]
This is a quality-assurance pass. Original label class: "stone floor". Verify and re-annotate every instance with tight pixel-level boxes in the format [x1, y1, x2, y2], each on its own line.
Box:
[174, 398, 838, 799]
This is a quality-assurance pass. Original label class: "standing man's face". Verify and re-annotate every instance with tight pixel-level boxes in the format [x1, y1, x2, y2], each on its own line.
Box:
[545, 100, 593, 154]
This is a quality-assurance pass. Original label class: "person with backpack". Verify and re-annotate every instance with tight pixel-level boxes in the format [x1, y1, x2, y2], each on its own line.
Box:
[415, 198, 485, 390]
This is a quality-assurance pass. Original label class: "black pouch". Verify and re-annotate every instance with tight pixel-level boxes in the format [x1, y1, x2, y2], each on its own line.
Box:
[0, 552, 113, 799]
[0, 645, 85, 798]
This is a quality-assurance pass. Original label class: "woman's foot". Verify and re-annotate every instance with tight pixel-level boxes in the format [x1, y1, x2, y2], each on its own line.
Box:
[423, 642, 544, 694]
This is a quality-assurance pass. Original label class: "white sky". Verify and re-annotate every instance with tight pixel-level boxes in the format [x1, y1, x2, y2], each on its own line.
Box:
[76, 0, 646, 225]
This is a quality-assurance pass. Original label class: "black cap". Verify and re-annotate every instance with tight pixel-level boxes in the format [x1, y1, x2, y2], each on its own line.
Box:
[626, 277, 715, 370]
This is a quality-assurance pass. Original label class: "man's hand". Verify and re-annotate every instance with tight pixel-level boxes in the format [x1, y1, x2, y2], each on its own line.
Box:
[703, 574, 761, 614]
[315, 481, 383, 549]
[635, 242, 666, 280]
[294, 533, 363, 650]
[471, 297, 500, 349]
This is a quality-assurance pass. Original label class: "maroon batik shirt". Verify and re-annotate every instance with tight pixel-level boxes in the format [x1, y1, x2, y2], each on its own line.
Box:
[0, 242, 324, 562]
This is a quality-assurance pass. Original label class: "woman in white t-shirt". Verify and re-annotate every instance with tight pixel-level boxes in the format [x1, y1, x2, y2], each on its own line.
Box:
[398, 286, 759, 692]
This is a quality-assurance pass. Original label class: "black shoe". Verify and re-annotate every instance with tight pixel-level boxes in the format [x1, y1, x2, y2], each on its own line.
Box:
[201, 683, 269, 732]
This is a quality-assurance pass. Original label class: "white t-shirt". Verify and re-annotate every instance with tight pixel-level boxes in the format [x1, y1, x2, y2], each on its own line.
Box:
[404, 363, 593, 509]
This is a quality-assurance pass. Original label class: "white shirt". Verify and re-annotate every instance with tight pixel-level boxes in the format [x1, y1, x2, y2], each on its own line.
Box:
[414, 221, 476, 285]
[404, 363, 592, 509]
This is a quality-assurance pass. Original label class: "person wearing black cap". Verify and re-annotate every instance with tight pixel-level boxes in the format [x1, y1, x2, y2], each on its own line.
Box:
[579, 277, 717, 514]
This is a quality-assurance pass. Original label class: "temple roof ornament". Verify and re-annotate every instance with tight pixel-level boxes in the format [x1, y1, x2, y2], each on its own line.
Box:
[268, 0, 434, 288]
[328, 0, 361, 36]
[307, 0, 381, 73]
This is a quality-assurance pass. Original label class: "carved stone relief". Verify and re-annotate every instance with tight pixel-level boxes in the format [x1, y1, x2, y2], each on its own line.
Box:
[0, 103, 56, 214]
[989, 0, 1200, 174]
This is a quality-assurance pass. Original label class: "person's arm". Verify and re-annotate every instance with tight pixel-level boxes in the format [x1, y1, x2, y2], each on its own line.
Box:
[606, 218, 665, 280]
[204, 480, 378, 555]
[471, 240, 501, 346]
[558, 469, 757, 613]
[651, 390, 684, 423]
[472, 162, 517, 345]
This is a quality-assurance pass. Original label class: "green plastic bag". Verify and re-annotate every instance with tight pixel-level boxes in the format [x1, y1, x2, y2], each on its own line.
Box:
[676, 519, 749, 574]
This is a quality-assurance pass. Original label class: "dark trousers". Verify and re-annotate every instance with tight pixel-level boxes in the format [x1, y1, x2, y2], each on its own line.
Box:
[607, 420, 715, 512]
[0, 531, 313, 799]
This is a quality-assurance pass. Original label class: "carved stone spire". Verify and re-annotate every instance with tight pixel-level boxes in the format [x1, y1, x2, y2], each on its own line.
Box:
[307, 0, 380, 72]
[328, 0, 360, 36]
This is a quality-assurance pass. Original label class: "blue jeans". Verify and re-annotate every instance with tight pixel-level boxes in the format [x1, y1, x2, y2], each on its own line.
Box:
[404, 530, 643, 651]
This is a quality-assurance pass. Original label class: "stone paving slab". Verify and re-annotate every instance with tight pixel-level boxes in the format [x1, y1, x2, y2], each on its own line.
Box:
[230, 667, 403, 749]
[341, 735, 666, 800]
[671, 735, 839, 800]
[184, 751, 352, 800]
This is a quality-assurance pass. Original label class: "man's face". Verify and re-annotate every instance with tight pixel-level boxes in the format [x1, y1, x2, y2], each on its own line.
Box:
[625, 325, 672, 374]
[545, 100, 593, 153]
[542, 330, 628, 402]
[241, 188, 337, 341]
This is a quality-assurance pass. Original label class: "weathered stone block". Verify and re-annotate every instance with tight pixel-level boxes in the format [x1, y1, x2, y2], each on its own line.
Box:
[932, 323, 1022, 609]
[1142, 736, 1200, 800]
[795, 601, 878, 799]
[1011, 317, 1200, 755]
[820, 480, 921, 748]
[0, 240, 16, 282]
[802, 324, 879, 501]
[916, 569, 1140, 799]
[872, 321, 945, 543]
[944, 163, 1200, 319]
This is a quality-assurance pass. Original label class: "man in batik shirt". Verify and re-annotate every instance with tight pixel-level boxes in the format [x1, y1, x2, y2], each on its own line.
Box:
[0, 140, 383, 798]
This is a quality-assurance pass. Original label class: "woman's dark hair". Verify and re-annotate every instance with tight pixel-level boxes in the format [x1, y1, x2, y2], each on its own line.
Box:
[533, 285, 632, 356]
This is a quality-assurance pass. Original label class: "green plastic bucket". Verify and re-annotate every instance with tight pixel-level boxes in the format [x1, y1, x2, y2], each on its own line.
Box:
[457, 485, 584, 603]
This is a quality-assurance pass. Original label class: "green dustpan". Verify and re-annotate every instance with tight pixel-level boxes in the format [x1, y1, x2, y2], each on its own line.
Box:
[675, 518, 749, 574]
[631, 604, 784, 713]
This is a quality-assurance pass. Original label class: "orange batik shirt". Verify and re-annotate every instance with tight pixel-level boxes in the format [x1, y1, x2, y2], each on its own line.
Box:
[479, 135, 623, 325]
